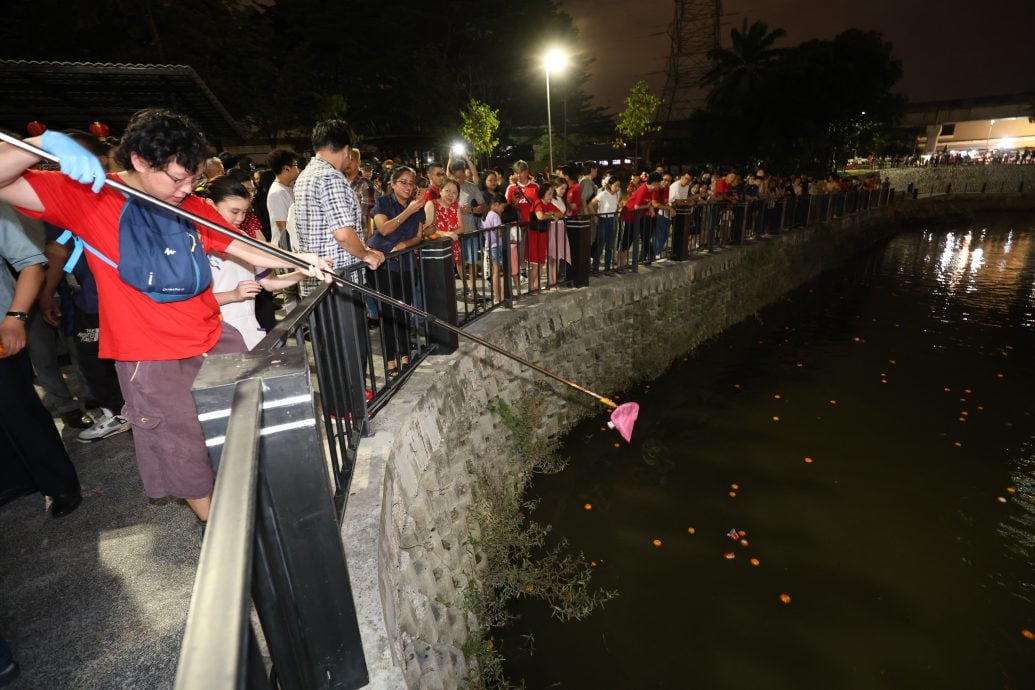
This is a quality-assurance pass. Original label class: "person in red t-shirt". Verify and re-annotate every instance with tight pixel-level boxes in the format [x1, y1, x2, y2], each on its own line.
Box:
[505, 160, 539, 287]
[0, 109, 332, 524]
[530, 182, 564, 291]
[619, 172, 662, 267]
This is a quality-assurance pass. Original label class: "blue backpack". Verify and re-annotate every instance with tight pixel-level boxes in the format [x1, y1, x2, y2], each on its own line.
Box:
[57, 196, 212, 303]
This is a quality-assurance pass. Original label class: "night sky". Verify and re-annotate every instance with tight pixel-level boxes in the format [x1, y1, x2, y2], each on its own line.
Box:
[560, 0, 1035, 114]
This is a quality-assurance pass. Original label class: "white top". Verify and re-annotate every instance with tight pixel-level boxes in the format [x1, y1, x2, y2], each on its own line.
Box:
[266, 180, 294, 245]
[669, 180, 690, 203]
[593, 188, 619, 214]
[209, 253, 266, 350]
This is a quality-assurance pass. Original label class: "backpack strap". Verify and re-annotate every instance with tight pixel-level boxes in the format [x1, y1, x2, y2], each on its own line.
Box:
[54, 229, 118, 274]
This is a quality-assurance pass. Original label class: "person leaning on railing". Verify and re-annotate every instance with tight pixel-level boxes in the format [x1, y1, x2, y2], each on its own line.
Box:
[370, 166, 426, 379]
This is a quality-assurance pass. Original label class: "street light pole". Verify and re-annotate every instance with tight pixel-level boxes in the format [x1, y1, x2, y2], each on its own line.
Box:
[546, 66, 554, 174]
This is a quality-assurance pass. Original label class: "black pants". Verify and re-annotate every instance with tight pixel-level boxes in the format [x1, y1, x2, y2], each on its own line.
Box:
[74, 310, 123, 412]
[0, 349, 78, 497]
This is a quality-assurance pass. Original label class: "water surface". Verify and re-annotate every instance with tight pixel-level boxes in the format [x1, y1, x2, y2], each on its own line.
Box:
[500, 215, 1035, 690]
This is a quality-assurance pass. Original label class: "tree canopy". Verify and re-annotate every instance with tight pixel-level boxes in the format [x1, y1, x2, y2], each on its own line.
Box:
[0, 0, 607, 154]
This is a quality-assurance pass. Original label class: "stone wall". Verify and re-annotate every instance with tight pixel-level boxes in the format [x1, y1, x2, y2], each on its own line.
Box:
[879, 165, 1035, 197]
[342, 194, 1035, 688]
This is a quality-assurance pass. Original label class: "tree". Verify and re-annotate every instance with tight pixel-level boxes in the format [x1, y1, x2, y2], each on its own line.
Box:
[701, 18, 786, 112]
[616, 80, 661, 161]
[460, 98, 500, 165]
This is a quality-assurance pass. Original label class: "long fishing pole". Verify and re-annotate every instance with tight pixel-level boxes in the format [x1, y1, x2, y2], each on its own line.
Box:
[0, 133, 625, 413]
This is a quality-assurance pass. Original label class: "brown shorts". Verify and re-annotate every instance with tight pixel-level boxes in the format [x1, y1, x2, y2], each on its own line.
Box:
[115, 324, 246, 500]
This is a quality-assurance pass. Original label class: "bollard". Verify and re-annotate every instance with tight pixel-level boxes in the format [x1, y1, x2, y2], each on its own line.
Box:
[418, 239, 459, 354]
[672, 209, 690, 260]
[566, 215, 591, 287]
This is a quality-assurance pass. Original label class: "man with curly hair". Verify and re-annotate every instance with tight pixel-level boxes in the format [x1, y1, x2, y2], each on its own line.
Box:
[0, 108, 331, 523]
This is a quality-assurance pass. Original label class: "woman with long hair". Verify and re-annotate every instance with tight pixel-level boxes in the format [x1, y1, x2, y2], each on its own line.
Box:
[530, 182, 563, 291]
[370, 166, 426, 378]
[199, 176, 306, 349]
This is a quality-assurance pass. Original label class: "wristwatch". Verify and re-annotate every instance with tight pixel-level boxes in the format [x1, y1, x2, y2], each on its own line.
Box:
[5, 311, 29, 322]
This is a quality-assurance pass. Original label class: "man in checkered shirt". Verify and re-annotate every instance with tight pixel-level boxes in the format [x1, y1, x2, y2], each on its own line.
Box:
[292, 120, 384, 411]
[293, 119, 384, 297]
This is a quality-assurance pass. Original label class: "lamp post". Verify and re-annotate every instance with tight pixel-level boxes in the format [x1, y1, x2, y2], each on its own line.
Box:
[985, 119, 996, 155]
[544, 49, 567, 174]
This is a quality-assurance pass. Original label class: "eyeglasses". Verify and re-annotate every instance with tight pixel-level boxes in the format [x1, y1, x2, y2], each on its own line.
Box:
[395, 179, 415, 187]
[161, 168, 204, 188]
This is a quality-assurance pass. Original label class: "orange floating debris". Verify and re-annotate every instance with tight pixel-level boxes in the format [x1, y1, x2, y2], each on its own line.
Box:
[584, 503, 593, 511]
[959, 418, 966, 422]
[997, 496, 1007, 504]
[772, 416, 780, 422]
[728, 491, 738, 498]
[996, 373, 1005, 379]
[774, 394, 782, 399]
[778, 593, 792, 604]
[796, 362, 804, 368]
[977, 405, 984, 411]
[750, 558, 760, 567]
[645, 384, 651, 390]
[525, 584, 535, 593]
[724, 552, 736, 560]
[889, 359, 897, 364]
[652, 538, 663, 547]
[881, 379, 888, 384]
[731, 483, 740, 490]
[738, 530, 747, 537]
[804, 457, 814, 464]
[591, 561, 598, 567]
[943, 387, 951, 392]
[961, 411, 969, 416]
[829, 400, 837, 405]
[687, 527, 696, 535]
[954, 441, 962, 447]
[964, 388, 972, 394]
[1007, 487, 1017, 494]
[1022, 629, 1035, 640]
[600, 426, 607, 432]
[739, 539, 749, 547]
[959, 397, 966, 402]
[734, 383, 741, 389]
[613, 443, 621, 448]
[852, 337, 861, 342]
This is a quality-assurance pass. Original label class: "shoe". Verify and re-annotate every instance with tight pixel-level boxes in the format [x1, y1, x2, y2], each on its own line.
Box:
[49, 481, 82, 518]
[0, 486, 37, 509]
[77, 408, 131, 443]
[0, 660, 20, 687]
[60, 410, 93, 429]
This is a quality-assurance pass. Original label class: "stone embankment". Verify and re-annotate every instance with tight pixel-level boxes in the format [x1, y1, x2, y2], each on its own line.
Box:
[879, 165, 1035, 197]
[343, 193, 1035, 688]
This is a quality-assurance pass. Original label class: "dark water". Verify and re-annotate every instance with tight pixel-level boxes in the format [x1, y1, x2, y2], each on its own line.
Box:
[500, 216, 1035, 690]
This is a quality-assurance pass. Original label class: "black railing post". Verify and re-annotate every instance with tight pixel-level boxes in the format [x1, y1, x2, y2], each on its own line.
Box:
[672, 208, 690, 260]
[419, 239, 459, 354]
[567, 214, 591, 287]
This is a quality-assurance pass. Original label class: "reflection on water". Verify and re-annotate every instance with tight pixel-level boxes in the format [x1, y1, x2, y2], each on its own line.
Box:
[500, 214, 1035, 690]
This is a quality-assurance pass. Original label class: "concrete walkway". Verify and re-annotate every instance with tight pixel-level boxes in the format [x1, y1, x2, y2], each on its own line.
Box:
[0, 417, 199, 689]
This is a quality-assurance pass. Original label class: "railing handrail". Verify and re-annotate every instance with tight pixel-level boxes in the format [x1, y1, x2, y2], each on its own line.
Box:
[175, 377, 263, 690]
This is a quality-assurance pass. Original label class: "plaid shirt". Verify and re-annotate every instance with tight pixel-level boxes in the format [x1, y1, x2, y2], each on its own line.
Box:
[349, 176, 376, 237]
[292, 157, 365, 294]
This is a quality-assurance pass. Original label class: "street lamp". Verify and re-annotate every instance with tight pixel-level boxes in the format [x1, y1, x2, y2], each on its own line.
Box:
[986, 119, 996, 154]
[543, 48, 568, 173]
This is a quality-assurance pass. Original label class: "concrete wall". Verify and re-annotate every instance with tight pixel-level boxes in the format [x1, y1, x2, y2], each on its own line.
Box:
[342, 194, 1035, 688]
[880, 165, 1035, 196]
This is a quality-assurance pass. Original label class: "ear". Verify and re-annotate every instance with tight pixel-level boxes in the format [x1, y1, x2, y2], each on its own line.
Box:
[204, 197, 216, 209]
[128, 152, 149, 174]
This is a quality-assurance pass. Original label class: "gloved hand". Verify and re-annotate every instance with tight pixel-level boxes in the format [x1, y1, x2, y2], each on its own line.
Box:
[40, 130, 107, 193]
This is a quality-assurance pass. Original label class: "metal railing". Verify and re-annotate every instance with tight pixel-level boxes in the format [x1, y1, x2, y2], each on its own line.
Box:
[905, 179, 1029, 198]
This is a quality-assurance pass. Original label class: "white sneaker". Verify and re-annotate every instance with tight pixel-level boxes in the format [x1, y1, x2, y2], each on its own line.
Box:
[77, 408, 131, 443]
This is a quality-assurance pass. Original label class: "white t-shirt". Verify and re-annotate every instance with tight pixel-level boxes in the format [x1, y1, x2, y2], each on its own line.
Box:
[669, 180, 690, 204]
[209, 253, 266, 350]
[593, 188, 619, 214]
[266, 180, 294, 245]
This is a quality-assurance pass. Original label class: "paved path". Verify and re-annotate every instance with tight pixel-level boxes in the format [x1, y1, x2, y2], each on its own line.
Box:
[0, 418, 199, 689]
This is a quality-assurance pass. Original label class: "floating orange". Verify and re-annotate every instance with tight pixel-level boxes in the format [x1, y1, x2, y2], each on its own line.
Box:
[881, 379, 888, 384]
[613, 443, 621, 448]
[954, 441, 962, 447]
[724, 552, 735, 560]
[652, 539, 663, 547]
[600, 426, 606, 431]
[804, 457, 814, 464]
[961, 411, 969, 417]
[977, 405, 984, 411]
[750, 558, 760, 566]
[1022, 629, 1034, 640]
[739, 539, 749, 547]
[997, 373, 1005, 379]
[591, 561, 598, 567]
[772, 416, 780, 422]
[779, 593, 792, 604]
[829, 400, 837, 405]
[796, 362, 804, 368]
[1007, 487, 1017, 494]
[943, 387, 951, 392]
[738, 530, 747, 537]
[734, 383, 742, 389]
[584, 503, 593, 511]
[525, 584, 535, 593]
[997, 496, 1007, 504]
[731, 483, 740, 490]
[964, 388, 972, 394]
[774, 394, 782, 399]
[959, 397, 966, 402]
[687, 527, 696, 535]
[728, 491, 737, 498]
[889, 359, 897, 364]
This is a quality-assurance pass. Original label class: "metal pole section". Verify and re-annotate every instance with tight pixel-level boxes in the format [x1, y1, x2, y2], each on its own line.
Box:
[546, 69, 554, 174]
[175, 377, 262, 690]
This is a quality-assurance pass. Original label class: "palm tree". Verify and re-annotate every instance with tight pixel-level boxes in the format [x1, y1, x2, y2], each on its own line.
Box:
[701, 18, 786, 112]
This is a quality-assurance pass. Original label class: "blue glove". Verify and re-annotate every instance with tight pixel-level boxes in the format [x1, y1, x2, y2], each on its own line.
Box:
[40, 130, 107, 193]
